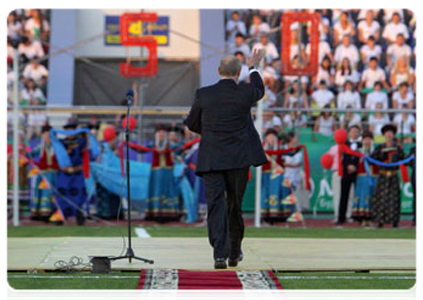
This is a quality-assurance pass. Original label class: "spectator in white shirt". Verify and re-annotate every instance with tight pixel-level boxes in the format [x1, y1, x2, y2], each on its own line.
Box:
[249, 14, 270, 43]
[358, 10, 380, 43]
[386, 34, 412, 68]
[334, 35, 359, 69]
[18, 36, 44, 62]
[228, 33, 250, 57]
[359, 57, 389, 92]
[393, 104, 415, 142]
[306, 40, 333, 64]
[312, 57, 334, 89]
[360, 36, 382, 64]
[383, 9, 404, 24]
[307, 13, 330, 41]
[282, 132, 304, 189]
[365, 81, 389, 110]
[382, 12, 409, 44]
[368, 103, 391, 136]
[7, 12, 24, 43]
[314, 105, 336, 136]
[283, 106, 308, 129]
[389, 56, 415, 90]
[334, 12, 356, 45]
[335, 57, 360, 90]
[392, 82, 414, 109]
[234, 51, 250, 83]
[21, 78, 46, 105]
[311, 80, 335, 109]
[337, 80, 361, 109]
[226, 11, 247, 45]
[252, 34, 279, 63]
[25, 9, 50, 42]
[339, 106, 362, 129]
[283, 80, 308, 108]
[23, 57, 49, 86]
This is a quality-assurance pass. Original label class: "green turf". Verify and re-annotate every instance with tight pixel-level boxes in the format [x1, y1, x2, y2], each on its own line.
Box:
[8, 225, 416, 239]
[6, 273, 420, 300]
[279, 273, 420, 300]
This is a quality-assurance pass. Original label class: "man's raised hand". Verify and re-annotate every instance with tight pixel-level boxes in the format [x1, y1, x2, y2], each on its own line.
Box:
[247, 47, 264, 69]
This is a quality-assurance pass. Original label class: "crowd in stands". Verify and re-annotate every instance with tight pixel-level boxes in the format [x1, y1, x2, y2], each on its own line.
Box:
[225, 9, 416, 141]
[7, 9, 50, 107]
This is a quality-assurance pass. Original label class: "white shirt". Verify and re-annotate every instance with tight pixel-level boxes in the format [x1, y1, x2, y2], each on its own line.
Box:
[252, 41, 279, 62]
[335, 69, 360, 87]
[25, 18, 50, 39]
[283, 114, 307, 128]
[229, 43, 250, 57]
[249, 22, 270, 39]
[334, 22, 355, 41]
[262, 114, 282, 129]
[387, 44, 412, 65]
[308, 17, 330, 41]
[392, 91, 414, 107]
[382, 22, 409, 42]
[337, 91, 361, 109]
[21, 88, 45, 103]
[23, 64, 49, 84]
[226, 19, 247, 43]
[360, 44, 382, 63]
[358, 20, 380, 40]
[283, 150, 303, 186]
[7, 21, 23, 39]
[318, 116, 334, 136]
[306, 41, 332, 63]
[369, 114, 391, 135]
[284, 75, 309, 84]
[365, 91, 389, 109]
[340, 113, 362, 128]
[315, 67, 334, 86]
[263, 65, 278, 80]
[263, 87, 277, 109]
[27, 112, 47, 127]
[391, 68, 414, 87]
[393, 114, 415, 134]
[361, 67, 386, 88]
[18, 40, 44, 59]
[312, 89, 335, 108]
[334, 44, 359, 66]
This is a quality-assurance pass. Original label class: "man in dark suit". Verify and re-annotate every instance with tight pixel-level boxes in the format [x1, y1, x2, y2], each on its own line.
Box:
[184, 48, 267, 269]
[336, 125, 362, 225]
[410, 130, 420, 226]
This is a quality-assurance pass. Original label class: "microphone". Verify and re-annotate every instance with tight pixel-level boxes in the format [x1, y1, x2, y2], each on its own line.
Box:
[126, 89, 134, 106]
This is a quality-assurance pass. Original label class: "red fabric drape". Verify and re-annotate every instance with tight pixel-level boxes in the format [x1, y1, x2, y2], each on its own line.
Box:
[82, 149, 90, 178]
[264, 145, 310, 190]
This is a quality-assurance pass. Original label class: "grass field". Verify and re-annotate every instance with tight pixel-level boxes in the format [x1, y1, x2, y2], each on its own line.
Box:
[7, 225, 416, 239]
[7, 225, 416, 290]
[7, 272, 416, 290]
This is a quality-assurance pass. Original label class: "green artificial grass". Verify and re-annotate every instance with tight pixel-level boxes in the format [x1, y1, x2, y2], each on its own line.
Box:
[8, 225, 416, 239]
[7, 271, 416, 290]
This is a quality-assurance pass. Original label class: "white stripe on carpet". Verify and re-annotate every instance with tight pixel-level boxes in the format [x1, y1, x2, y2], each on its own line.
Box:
[277, 275, 415, 280]
[134, 227, 151, 238]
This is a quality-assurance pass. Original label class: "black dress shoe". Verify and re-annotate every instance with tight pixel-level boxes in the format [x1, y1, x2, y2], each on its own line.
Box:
[214, 258, 227, 269]
[228, 251, 243, 267]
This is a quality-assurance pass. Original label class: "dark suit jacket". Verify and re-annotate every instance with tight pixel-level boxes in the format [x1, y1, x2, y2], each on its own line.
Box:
[184, 71, 268, 175]
[342, 139, 362, 178]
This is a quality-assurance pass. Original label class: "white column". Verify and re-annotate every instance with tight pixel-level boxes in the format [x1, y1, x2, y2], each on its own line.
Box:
[12, 49, 20, 226]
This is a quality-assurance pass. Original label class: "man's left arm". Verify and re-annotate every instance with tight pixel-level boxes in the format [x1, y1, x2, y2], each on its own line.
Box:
[184, 90, 202, 134]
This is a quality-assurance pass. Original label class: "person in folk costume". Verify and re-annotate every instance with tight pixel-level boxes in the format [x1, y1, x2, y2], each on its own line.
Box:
[410, 130, 420, 226]
[336, 125, 362, 226]
[28, 123, 59, 220]
[260, 129, 294, 225]
[54, 118, 89, 225]
[352, 131, 378, 227]
[145, 124, 181, 223]
[7, 130, 31, 201]
[370, 124, 405, 228]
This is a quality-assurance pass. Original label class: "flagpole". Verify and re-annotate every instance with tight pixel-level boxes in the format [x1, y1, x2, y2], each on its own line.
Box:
[12, 49, 20, 227]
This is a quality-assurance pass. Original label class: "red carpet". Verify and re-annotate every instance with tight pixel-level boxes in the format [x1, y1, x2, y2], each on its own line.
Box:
[137, 269, 283, 289]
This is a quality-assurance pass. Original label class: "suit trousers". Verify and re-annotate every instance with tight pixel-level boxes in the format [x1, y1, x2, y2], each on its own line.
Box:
[337, 175, 356, 224]
[202, 167, 249, 260]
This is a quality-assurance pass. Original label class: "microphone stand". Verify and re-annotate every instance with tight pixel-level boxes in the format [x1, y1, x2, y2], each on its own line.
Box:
[110, 97, 154, 265]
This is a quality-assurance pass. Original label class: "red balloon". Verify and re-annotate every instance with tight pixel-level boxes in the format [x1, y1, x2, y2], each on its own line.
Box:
[122, 116, 136, 131]
[103, 126, 116, 142]
[320, 153, 334, 170]
[334, 129, 348, 145]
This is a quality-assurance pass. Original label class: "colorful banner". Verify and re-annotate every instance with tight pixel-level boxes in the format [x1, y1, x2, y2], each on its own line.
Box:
[242, 128, 415, 214]
[105, 15, 169, 46]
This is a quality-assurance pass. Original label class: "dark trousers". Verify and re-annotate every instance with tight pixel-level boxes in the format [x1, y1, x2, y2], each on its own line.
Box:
[412, 176, 420, 224]
[202, 167, 249, 260]
[337, 175, 356, 224]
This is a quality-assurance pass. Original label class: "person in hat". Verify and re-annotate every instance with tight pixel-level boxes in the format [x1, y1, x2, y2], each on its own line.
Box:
[370, 124, 405, 228]
[352, 131, 377, 226]
[28, 123, 59, 221]
[54, 117, 89, 225]
[144, 124, 181, 223]
[260, 129, 294, 225]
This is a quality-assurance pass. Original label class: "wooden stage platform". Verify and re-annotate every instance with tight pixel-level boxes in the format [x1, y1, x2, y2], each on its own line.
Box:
[8, 237, 416, 272]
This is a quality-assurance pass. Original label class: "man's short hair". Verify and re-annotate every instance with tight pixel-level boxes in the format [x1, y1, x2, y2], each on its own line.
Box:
[218, 55, 242, 76]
